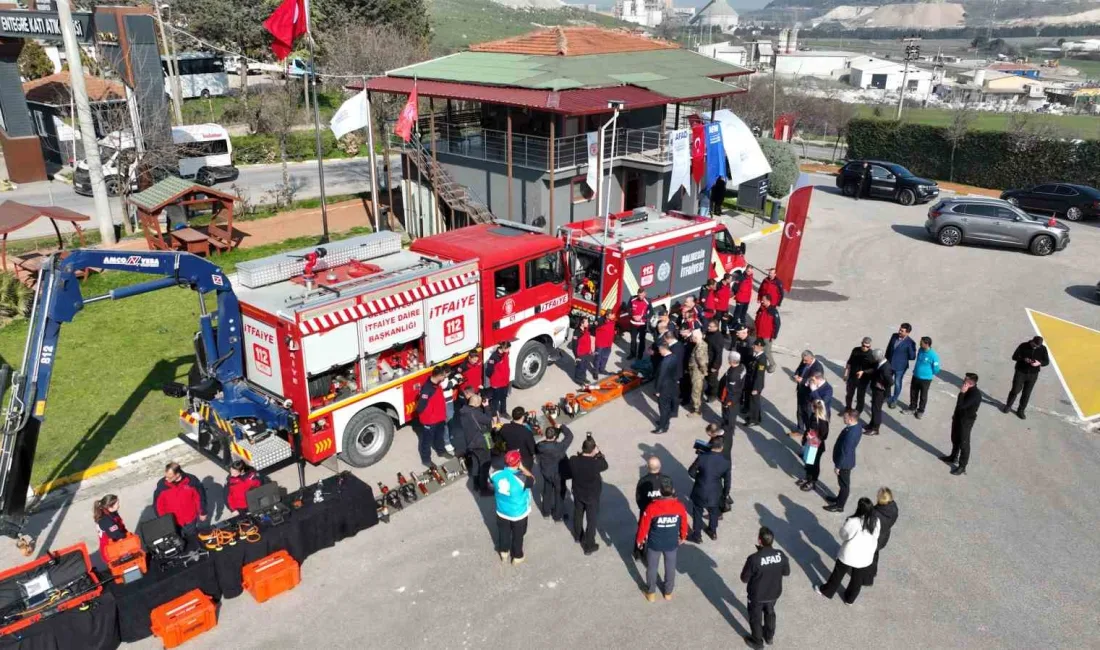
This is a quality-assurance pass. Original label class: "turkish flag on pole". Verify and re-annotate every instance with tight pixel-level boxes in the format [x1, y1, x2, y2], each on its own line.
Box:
[394, 84, 419, 142]
[690, 121, 705, 185]
[264, 0, 309, 61]
[774, 173, 815, 292]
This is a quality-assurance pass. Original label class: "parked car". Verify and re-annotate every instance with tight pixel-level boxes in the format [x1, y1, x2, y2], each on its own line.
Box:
[925, 197, 1070, 256]
[837, 160, 940, 206]
[999, 183, 1100, 222]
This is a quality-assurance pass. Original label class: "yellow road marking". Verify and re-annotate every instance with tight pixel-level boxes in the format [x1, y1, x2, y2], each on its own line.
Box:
[1026, 309, 1100, 420]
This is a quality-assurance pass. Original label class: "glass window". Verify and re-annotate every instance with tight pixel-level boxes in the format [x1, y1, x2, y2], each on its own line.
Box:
[870, 165, 890, 179]
[1055, 185, 1079, 196]
[1033, 184, 1058, 194]
[178, 140, 229, 158]
[996, 207, 1021, 221]
[715, 229, 739, 254]
[525, 252, 564, 289]
[494, 265, 520, 298]
[571, 176, 593, 203]
[963, 203, 997, 217]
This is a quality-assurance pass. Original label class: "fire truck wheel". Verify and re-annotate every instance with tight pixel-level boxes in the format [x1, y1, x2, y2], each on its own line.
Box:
[513, 340, 548, 389]
[339, 408, 394, 467]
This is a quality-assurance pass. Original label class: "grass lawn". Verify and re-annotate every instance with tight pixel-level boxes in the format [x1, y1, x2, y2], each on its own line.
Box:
[0, 227, 371, 486]
[1062, 57, 1100, 82]
[857, 105, 1100, 140]
[180, 89, 345, 127]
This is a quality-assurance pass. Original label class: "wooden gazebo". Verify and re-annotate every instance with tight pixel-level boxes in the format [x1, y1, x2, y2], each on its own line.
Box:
[0, 201, 90, 284]
[127, 176, 238, 256]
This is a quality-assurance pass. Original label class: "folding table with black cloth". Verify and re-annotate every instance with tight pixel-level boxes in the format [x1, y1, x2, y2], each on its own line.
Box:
[0, 589, 120, 650]
[108, 552, 221, 643]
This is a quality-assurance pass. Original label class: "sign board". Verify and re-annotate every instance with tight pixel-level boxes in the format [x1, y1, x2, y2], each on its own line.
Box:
[360, 301, 424, 355]
[670, 235, 713, 299]
[624, 247, 674, 301]
[0, 10, 94, 43]
[737, 174, 769, 212]
[243, 317, 284, 396]
[423, 283, 480, 364]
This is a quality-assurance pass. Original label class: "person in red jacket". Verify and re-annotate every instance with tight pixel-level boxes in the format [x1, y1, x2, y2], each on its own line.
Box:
[754, 294, 781, 374]
[573, 318, 595, 385]
[225, 460, 263, 515]
[416, 366, 451, 466]
[485, 341, 512, 418]
[635, 476, 689, 602]
[699, 279, 719, 320]
[94, 494, 127, 564]
[154, 462, 208, 533]
[594, 311, 616, 375]
[457, 347, 484, 397]
[715, 273, 733, 315]
[733, 267, 754, 326]
[757, 267, 785, 307]
[626, 289, 652, 360]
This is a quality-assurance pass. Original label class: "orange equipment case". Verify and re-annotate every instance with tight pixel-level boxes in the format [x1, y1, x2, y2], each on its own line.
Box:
[0, 543, 102, 637]
[150, 589, 217, 648]
[241, 549, 300, 603]
[102, 533, 146, 583]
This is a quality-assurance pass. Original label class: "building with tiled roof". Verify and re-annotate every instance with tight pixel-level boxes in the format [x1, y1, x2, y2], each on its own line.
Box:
[21, 72, 128, 167]
[365, 27, 749, 231]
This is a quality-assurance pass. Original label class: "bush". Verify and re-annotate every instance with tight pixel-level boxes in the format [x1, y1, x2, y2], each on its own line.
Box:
[0, 272, 33, 327]
[758, 138, 799, 198]
[846, 118, 1100, 189]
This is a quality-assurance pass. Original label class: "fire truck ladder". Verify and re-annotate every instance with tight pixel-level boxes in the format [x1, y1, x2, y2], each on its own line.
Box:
[407, 132, 494, 227]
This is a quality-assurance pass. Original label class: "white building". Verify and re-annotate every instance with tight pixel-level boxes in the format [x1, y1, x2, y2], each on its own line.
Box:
[849, 56, 934, 99]
[689, 0, 738, 33]
[697, 41, 748, 66]
[774, 51, 856, 78]
[615, 0, 667, 28]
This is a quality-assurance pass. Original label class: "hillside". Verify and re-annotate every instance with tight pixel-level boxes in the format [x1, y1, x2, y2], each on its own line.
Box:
[765, 0, 1100, 26]
[814, 2, 965, 28]
[429, 0, 629, 54]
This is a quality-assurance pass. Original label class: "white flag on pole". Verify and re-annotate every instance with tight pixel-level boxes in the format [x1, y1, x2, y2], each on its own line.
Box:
[330, 90, 369, 140]
[667, 128, 692, 201]
[585, 131, 599, 192]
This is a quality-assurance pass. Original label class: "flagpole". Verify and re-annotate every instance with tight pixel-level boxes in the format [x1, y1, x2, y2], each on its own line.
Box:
[307, 25, 330, 243]
[363, 77, 380, 233]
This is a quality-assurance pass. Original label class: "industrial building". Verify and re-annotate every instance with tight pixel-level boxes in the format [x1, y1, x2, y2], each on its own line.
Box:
[848, 56, 934, 99]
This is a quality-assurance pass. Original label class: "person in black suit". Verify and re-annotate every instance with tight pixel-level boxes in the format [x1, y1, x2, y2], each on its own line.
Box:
[686, 437, 732, 543]
[843, 336, 875, 413]
[743, 339, 767, 426]
[942, 373, 982, 476]
[866, 349, 894, 436]
[652, 343, 679, 434]
[1002, 336, 1050, 420]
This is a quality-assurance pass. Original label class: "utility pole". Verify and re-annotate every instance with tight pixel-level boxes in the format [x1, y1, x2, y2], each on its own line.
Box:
[897, 35, 922, 120]
[771, 59, 777, 133]
[57, 0, 115, 244]
[153, 1, 183, 125]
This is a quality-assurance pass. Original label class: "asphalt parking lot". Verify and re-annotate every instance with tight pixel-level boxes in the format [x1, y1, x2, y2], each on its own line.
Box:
[6, 179, 1099, 649]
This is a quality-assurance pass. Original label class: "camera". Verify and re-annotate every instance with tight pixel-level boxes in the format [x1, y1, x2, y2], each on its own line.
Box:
[693, 439, 712, 454]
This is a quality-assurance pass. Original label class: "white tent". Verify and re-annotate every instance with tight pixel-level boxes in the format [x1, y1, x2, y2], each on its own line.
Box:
[706, 109, 772, 186]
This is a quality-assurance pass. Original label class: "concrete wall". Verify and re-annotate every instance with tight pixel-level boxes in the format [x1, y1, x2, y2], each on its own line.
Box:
[775, 54, 849, 78]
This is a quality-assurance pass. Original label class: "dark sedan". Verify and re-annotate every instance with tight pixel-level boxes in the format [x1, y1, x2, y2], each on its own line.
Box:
[836, 160, 940, 206]
[1000, 183, 1100, 222]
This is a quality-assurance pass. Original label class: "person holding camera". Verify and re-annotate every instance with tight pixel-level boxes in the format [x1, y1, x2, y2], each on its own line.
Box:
[536, 418, 574, 522]
[499, 406, 537, 471]
[740, 526, 790, 649]
[686, 436, 731, 543]
[635, 476, 689, 602]
[455, 390, 494, 496]
[569, 435, 608, 555]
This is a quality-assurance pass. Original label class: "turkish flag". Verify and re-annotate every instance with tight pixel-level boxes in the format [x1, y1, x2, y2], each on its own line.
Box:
[774, 173, 815, 292]
[394, 85, 419, 142]
[264, 0, 308, 61]
[690, 121, 705, 184]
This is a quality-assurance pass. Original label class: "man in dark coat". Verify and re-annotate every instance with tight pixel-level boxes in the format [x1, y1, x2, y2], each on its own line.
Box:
[866, 349, 894, 436]
[843, 336, 875, 413]
[740, 526, 791, 650]
[635, 456, 668, 514]
[709, 176, 727, 217]
[686, 437, 732, 543]
[720, 351, 746, 437]
[942, 372, 982, 476]
[742, 339, 767, 426]
[704, 319, 728, 401]
[866, 486, 899, 587]
[792, 350, 825, 436]
[498, 406, 537, 471]
[453, 391, 494, 495]
[535, 421, 574, 521]
[569, 436, 608, 555]
[824, 409, 862, 512]
[1002, 336, 1050, 420]
[652, 343, 679, 434]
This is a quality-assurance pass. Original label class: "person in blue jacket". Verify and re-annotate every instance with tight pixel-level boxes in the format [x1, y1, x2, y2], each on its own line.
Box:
[824, 409, 863, 513]
[491, 450, 534, 565]
[904, 336, 941, 419]
[885, 323, 916, 409]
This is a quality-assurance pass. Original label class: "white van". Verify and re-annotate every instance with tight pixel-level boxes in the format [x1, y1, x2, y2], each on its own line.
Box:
[73, 123, 239, 196]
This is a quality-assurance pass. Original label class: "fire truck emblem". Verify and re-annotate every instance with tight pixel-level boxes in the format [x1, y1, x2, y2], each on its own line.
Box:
[657, 261, 671, 282]
[639, 263, 655, 288]
[252, 343, 273, 376]
[606, 263, 617, 277]
[503, 298, 515, 315]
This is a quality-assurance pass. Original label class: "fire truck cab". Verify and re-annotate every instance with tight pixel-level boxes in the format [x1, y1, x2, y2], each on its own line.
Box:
[411, 221, 572, 390]
[560, 207, 747, 322]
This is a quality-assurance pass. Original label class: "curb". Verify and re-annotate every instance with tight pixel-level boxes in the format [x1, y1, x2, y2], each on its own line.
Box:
[739, 223, 782, 243]
[30, 437, 185, 497]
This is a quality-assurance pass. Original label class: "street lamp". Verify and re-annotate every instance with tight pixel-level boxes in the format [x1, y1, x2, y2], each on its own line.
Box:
[601, 99, 625, 239]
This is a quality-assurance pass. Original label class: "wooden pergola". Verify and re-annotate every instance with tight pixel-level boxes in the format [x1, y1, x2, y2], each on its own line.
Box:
[0, 201, 90, 285]
[127, 176, 238, 256]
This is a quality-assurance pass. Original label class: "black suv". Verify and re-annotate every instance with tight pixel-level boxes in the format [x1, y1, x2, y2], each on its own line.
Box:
[999, 183, 1100, 222]
[837, 160, 940, 206]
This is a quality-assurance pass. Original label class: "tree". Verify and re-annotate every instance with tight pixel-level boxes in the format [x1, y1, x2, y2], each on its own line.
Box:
[18, 40, 54, 81]
[945, 105, 974, 182]
[314, 0, 430, 44]
[173, 0, 271, 96]
[757, 137, 798, 198]
[253, 81, 305, 208]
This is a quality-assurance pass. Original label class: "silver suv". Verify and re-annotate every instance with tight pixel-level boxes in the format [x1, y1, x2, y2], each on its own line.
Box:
[925, 197, 1070, 256]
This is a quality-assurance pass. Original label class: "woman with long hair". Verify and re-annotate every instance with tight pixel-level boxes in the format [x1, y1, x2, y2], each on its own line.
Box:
[814, 497, 880, 604]
[94, 494, 127, 562]
[799, 400, 829, 492]
[866, 487, 899, 587]
[225, 460, 262, 515]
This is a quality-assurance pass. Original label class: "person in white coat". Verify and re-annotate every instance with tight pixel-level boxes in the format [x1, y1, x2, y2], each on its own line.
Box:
[814, 496, 880, 604]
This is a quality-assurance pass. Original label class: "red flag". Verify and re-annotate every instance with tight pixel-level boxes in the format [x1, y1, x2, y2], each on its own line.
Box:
[394, 85, 419, 143]
[690, 121, 705, 185]
[264, 0, 308, 61]
[774, 174, 814, 292]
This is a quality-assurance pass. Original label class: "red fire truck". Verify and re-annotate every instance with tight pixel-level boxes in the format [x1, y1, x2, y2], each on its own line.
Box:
[559, 207, 747, 322]
[233, 224, 570, 469]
